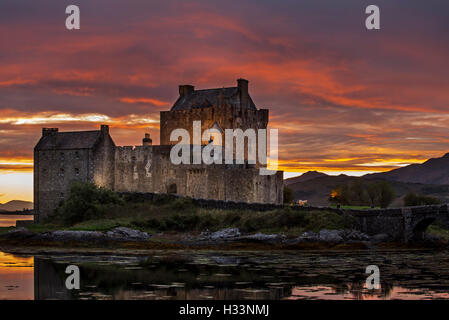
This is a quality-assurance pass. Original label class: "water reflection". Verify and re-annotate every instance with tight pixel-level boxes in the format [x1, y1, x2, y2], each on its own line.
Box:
[0, 251, 34, 300]
[1, 250, 449, 300]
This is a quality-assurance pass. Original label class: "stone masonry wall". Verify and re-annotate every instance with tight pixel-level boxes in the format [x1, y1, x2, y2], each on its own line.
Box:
[34, 148, 93, 222]
[160, 104, 269, 147]
[113, 145, 283, 204]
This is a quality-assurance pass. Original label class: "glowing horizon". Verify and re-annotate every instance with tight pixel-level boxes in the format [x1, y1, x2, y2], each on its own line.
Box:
[1, 0, 449, 202]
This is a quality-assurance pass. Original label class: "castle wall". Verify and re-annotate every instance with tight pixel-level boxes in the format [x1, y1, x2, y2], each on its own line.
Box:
[92, 132, 116, 189]
[113, 145, 283, 204]
[34, 148, 92, 222]
[160, 105, 269, 146]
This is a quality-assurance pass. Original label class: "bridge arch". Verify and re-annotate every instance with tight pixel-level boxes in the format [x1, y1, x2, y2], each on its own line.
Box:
[410, 217, 436, 241]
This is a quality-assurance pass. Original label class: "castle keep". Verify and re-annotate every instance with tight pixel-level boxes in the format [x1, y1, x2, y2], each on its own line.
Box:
[34, 79, 284, 222]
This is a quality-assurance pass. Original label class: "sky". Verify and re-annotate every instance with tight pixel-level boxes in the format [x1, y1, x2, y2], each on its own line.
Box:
[1, 0, 449, 202]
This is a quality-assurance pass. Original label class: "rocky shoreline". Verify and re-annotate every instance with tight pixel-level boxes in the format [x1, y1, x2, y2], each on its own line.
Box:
[0, 227, 448, 252]
[189, 228, 383, 244]
[1, 226, 445, 252]
[0, 227, 151, 242]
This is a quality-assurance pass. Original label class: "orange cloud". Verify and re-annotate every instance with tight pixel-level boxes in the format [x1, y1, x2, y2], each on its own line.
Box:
[119, 97, 169, 107]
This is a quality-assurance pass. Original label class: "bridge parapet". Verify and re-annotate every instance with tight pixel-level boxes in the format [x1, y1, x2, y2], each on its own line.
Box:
[344, 204, 449, 242]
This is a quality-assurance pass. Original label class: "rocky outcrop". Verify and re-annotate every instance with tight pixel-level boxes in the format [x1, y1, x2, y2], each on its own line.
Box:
[198, 228, 286, 244]
[239, 232, 286, 243]
[106, 227, 151, 241]
[1, 227, 151, 242]
[200, 228, 241, 241]
[38, 230, 105, 241]
[296, 229, 371, 243]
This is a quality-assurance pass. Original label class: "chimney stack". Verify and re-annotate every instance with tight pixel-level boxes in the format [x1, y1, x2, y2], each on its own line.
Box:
[179, 85, 194, 97]
[143, 133, 152, 146]
[237, 78, 249, 108]
[42, 128, 58, 136]
[100, 124, 109, 134]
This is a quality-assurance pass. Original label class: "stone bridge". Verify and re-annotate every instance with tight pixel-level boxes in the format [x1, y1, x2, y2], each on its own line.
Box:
[346, 204, 449, 242]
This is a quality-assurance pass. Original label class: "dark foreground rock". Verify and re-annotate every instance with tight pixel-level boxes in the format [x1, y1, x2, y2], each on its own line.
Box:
[2, 226, 442, 251]
[200, 228, 241, 241]
[196, 228, 372, 245]
[106, 227, 151, 241]
[1, 227, 151, 242]
[296, 229, 374, 243]
[198, 228, 285, 244]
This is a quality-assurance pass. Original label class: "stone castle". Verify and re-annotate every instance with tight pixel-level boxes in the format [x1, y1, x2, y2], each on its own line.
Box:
[34, 79, 284, 222]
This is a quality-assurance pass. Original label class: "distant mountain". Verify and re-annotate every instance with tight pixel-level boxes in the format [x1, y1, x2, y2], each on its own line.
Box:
[284, 171, 328, 186]
[0, 200, 33, 212]
[286, 174, 449, 207]
[366, 152, 449, 185]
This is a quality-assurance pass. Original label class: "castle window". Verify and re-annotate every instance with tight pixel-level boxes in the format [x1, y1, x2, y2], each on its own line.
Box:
[74, 168, 80, 176]
[75, 151, 80, 159]
[59, 168, 64, 176]
[60, 152, 65, 160]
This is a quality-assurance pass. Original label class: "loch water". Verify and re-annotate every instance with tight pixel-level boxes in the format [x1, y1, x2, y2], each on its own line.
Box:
[1, 249, 449, 300]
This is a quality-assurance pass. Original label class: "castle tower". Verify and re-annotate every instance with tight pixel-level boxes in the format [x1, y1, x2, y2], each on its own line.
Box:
[159, 78, 269, 148]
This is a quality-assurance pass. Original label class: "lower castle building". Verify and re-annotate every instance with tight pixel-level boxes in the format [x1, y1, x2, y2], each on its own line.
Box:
[34, 79, 284, 222]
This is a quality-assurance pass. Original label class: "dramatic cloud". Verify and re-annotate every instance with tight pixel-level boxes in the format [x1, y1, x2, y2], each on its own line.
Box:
[1, 0, 449, 200]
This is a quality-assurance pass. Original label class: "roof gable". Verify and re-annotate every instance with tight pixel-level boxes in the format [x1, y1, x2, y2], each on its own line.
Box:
[171, 86, 257, 111]
[35, 130, 102, 150]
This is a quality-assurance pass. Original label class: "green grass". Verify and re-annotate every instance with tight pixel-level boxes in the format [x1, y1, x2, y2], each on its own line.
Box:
[29, 197, 356, 237]
[26, 224, 61, 233]
[427, 223, 449, 241]
[25, 183, 356, 237]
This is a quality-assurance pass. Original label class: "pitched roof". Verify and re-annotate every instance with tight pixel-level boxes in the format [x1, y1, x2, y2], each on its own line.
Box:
[171, 87, 256, 111]
[35, 130, 102, 150]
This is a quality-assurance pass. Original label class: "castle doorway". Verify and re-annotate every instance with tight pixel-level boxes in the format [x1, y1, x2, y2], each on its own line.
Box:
[168, 183, 177, 194]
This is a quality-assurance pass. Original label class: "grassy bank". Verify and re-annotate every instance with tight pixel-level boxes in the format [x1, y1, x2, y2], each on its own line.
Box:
[27, 197, 355, 237]
[428, 223, 449, 241]
[11, 182, 354, 237]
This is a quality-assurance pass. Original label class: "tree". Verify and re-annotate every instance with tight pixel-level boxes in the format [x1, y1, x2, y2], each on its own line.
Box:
[52, 181, 124, 225]
[283, 186, 294, 204]
[329, 179, 396, 208]
[350, 180, 367, 205]
[329, 184, 352, 205]
[377, 181, 395, 208]
[404, 192, 441, 206]
[366, 182, 379, 207]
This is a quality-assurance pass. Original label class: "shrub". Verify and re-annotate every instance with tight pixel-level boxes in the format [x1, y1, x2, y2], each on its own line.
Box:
[404, 192, 441, 206]
[329, 180, 395, 208]
[51, 182, 124, 225]
[169, 197, 194, 211]
[283, 187, 294, 204]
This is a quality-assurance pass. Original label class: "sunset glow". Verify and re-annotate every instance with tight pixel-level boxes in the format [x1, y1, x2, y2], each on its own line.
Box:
[1, 0, 449, 202]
